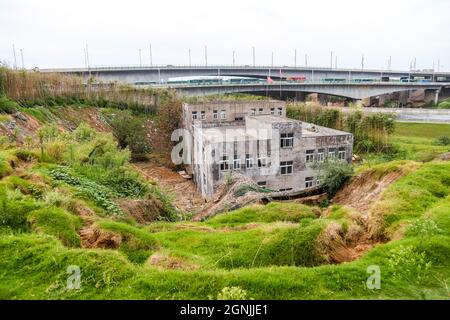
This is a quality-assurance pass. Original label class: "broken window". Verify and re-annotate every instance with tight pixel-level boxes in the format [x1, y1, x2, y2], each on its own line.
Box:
[219, 156, 229, 171]
[258, 155, 266, 167]
[259, 108, 263, 114]
[280, 161, 293, 175]
[257, 181, 267, 188]
[277, 107, 283, 116]
[233, 155, 241, 170]
[270, 108, 275, 115]
[305, 177, 314, 188]
[279, 188, 292, 192]
[250, 108, 256, 116]
[192, 111, 198, 120]
[245, 154, 254, 168]
[220, 110, 227, 119]
[213, 110, 218, 119]
[201, 111, 206, 120]
[338, 149, 346, 161]
[305, 150, 315, 163]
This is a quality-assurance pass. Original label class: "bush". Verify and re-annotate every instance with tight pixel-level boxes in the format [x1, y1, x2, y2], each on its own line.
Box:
[0, 95, 18, 114]
[387, 245, 432, 283]
[435, 136, 450, 146]
[437, 101, 450, 109]
[316, 161, 353, 197]
[28, 207, 82, 247]
[109, 112, 150, 158]
[41, 140, 66, 163]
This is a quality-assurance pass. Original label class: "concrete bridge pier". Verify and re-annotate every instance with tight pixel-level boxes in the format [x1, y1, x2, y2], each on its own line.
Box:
[435, 88, 441, 105]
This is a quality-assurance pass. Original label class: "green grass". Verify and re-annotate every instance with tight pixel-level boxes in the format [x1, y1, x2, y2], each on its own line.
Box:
[97, 220, 158, 264]
[206, 202, 317, 226]
[2, 116, 450, 299]
[394, 123, 450, 139]
[28, 207, 83, 247]
[1, 159, 450, 299]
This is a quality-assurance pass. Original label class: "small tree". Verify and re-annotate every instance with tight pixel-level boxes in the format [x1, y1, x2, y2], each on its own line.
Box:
[110, 112, 150, 159]
[316, 160, 353, 197]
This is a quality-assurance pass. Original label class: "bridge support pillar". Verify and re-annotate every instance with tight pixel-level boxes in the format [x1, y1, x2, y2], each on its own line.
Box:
[435, 89, 441, 105]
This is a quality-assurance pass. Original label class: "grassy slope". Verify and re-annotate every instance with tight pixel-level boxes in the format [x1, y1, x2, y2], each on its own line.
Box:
[1, 161, 450, 299]
[1, 122, 450, 299]
[391, 123, 450, 161]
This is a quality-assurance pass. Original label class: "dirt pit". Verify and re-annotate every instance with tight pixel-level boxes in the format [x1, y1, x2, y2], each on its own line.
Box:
[132, 162, 206, 213]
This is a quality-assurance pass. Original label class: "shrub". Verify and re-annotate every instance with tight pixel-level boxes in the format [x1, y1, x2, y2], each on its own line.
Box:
[316, 160, 353, 197]
[407, 218, 441, 248]
[435, 136, 450, 146]
[72, 122, 96, 142]
[0, 95, 18, 114]
[44, 140, 67, 163]
[437, 101, 450, 109]
[109, 112, 150, 159]
[387, 245, 432, 283]
[28, 207, 82, 247]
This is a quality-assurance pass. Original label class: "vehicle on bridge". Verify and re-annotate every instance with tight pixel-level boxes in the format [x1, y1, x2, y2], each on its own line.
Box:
[322, 78, 346, 83]
[286, 76, 307, 83]
[351, 78, 377, 83]
[400, 77, 417, 83]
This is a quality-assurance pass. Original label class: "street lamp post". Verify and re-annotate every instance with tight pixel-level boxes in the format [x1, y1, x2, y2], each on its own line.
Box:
[149, 44, 153, 67]
[252, 47, 255, 67]
[294, 48, 297, 67]
[204, 45, 208, 67]
[188, 49, 191, 67]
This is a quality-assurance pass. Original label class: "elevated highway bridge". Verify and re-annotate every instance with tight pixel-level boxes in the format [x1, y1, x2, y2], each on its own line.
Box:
[39, 65, 450, 101]
[40, 65, 450, 84]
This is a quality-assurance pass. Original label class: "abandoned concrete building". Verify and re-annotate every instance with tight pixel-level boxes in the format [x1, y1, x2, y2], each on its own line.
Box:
[182, 100, 353, 199]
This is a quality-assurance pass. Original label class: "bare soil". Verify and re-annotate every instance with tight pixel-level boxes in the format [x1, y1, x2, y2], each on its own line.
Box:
[132, 162, 207, 213]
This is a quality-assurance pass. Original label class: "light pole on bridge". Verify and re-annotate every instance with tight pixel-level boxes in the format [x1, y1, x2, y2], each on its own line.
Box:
[204, 45, 208, 67]
[139, 49, 142, 67]
[252, 47, 255, 67]
[188, 49, 191, 67]
[294, 48, 297, 67]
[149, 43, 153, 67]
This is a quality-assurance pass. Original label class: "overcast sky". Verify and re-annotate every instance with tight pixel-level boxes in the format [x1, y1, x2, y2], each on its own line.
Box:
[1, 0, 449, 71]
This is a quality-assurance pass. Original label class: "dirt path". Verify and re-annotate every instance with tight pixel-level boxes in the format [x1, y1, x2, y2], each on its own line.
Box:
[132, 162, 206, 213]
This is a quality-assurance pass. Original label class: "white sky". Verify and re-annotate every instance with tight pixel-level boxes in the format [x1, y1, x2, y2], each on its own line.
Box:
[1, 0, 449, 70]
